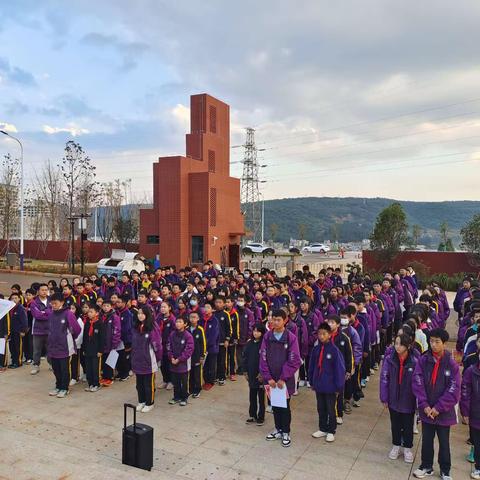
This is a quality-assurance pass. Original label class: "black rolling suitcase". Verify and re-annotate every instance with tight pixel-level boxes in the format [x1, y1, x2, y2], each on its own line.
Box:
[122, 403, 154, 471]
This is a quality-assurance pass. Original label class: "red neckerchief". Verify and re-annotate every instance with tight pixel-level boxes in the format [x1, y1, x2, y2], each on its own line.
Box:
[353, 318, 360, 328]
[140, 323, 144, 333]
[88, 315, 99, 337]
[431, 352, 444, 386]
[203, 313, 212, 329]
[330, 330, 339, 343]
[398, 352, 407, 384]
[82, 313, 88, 324]
[317, 344, 325, 372]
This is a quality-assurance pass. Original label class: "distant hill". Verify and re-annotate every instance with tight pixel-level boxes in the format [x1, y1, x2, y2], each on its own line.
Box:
[261, 197, 480, 247]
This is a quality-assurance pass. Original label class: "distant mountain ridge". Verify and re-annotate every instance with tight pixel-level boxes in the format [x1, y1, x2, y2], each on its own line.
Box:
[261, 197, 480, 246]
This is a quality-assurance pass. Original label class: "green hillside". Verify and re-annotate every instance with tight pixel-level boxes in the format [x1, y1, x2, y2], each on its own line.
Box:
[261, 197, 480, 246]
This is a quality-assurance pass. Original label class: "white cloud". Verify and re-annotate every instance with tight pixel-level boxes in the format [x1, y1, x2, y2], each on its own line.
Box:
[171, 103, 190, 130]
[42, 123, 89, 136]
[0, 122, 18, 133]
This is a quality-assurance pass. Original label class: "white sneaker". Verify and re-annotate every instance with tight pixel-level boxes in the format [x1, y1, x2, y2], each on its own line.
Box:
[90, 385, 100, 392]
[56, 390, 68, 398]
[298, 380, 306, 387]
[266, 405, 273, 413]
[136, 403, 146, 412]
[471, 469, 480, 480]
[266, 429, 282, 441]
[440, 474, 452, 480]
[69, 379, 77, 386]
[31, 366, 40, 375]
[48, 388, 60, 396]
[336, 417, 343, 425]
[166, 382, 173, 390]
[326, 433, 335, 442]
[84, 386, 92, 392]
[281, 432, 291, 447]
[413, 467, 434, 478]
[306, 381, 311, 388]
[312, 430, 327, 438]
[80, 374, 87, 382]
[158, 382, 167, 389]
[389, 445, 400, 460]
[141, 404, 154, 413]
[404, 448, 414, 463]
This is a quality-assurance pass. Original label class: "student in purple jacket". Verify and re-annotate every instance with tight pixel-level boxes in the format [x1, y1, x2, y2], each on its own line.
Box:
[158, 301, 176, 391]
[260, 309, 301, 448]
[7, 292, 28, 368]
[47, 293, 82, 398]
[460, 357, 480, 479]
[99, 299, 121, 387]
[309, 322, 345, 443]
[131, 305, 162, 413]
[199, 302, 219, 391]
[30, 283, 52, 375]
[167, 316, 194, 406]
[380, 333, 418, 463]
[412, 328, 460, 480]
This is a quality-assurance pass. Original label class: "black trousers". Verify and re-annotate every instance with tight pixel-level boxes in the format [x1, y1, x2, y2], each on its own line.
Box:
[227, 344, 236, 375]
[204, 352, 217, 384]
[386, 323, 393, 347]
[171, 371, 188, 401]
[273, 398, 291, 434]
[51, 357, 71, 391]
[0, 337, 8, 368]
[420, 422, 451, 474]
[336, 389, 344, 417]
[470, 426, 480, 470]
[117, 349, 130, 379]
[389, 408, 414, 448]
[102, 353, 114, 380]
[160, 353, 171, 384]
[70, 353, 82, 381]
[136, 372, 155, 406]
[9, 332, 23, 366]
[236, 344, 245, 374]
[316, 392, 337, 434]
[361, 352, 371, 380]
[217, 345, 227, 381]
[33, 335, 49, 366]
[249, 386, 265, 421]
[85, 355, 101, 387]
[23, 329, 33, 361]
[299, 355, 310, 382]
[189, 363, 202, 394]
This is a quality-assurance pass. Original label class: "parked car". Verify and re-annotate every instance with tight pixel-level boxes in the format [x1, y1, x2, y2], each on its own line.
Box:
[302, 243, 331, 254]
[288, 246, 301, 254]
[242, 243, 275, 255]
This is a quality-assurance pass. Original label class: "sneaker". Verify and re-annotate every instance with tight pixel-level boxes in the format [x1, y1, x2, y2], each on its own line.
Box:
[440, 473, 452, 480]
[136, 403, 146, 412]
[246, 417, 256, 424]
[84, 386, 92, 392]
[229, 374, 237, 381]
[118, 376, 129, 382]
[0, 367, 7, 373]
[48, 388, 60, 396]
[266, 405, 273, 414]
[158, 382, 167, 389]
[192, 392, 200, 398]
[326, 433, 335, 443]
[179, 400, 187, 406]
[389, 446, 400, 460]
[298, 380, 306, 387]
[8, 364, 19, 369]
[80, 374, 87, 382]
[256, 419, 264, 426]
[281, 432, 291, 447]
[471, 470, 480, 480]
[361, 379, 367, 387]
[142, 404, 154, 413]
[218, 380, 225, 386]
[56, 390, 68, 398]
[370, 368, 375, 375]
[69, 379, 77, 386]
[266, 429, 282, 441]
[90, 385, 100, 392]
[25, 359, 33, 364]
[101, 379, 113, 387]
[169, 398, 180, 405]
[312, 430, 327, 438]
[336, 417, 343, 425]
[352, 400, 361, 408]
[292, 390, 299, 396]
[373, 364, 379, 370]
[366, 376, 370, 382]
[306, 381, 311, 388]
[203, 383, 213, 391]
[467, 446, 475, 463]
[344, 400, 352, 414]
[413, 467, 434, 478]
[404, 448, 414, 464]
[166, 382, 174, 390]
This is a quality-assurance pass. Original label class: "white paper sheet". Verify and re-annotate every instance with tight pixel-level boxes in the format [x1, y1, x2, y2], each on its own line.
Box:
[270, 385, 288, 408]
[0, 338, 5, 355]
[0, 299, 15, 321]
[105, 349, 119, 369]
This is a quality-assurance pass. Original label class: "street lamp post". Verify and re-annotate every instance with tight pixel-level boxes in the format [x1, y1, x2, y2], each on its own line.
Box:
[0, 130, 24, 270]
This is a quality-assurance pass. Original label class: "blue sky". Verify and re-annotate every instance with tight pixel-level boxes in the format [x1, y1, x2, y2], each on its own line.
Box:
[1, 0, 480, 201]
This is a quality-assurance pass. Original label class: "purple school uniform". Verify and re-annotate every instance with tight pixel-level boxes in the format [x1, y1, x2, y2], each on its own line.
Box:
[293, 314, 309, 358]
[341, 325, 362, 366]
[237, 307, 255, 345]
[303, 311, 321, 354]
[102, 311, 121, 353]
[412, 350, 460, 426]
[47, 308, 81, 359]
[259, 329, 302, 396]
[30, 297, 52, 336]
[167, 329, 194, 373]
[460, 363, 480, 429]
[199, 315, 220, 354]
[454, 288, 470, 315]
[380, 351, 418, 413]
[131, 325, 162, 375]
[308, 341, 345, 394]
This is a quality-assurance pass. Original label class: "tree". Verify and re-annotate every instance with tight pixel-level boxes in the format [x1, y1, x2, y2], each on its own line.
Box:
[461, 214, 480, 258]
[0, 154, 20, 247]
[411, 224, 422, 248]
[97, 180, 125, 255]
[330, 223, 340, 244]
[114, 214, 138, 249]
[298, 222, 307, 242]
[439, 222, 449, 246]
[269, 223, 278, 243]
[369, 202, 408, 265]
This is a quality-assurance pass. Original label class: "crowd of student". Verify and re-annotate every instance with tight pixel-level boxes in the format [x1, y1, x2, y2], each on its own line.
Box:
[1, 262, 480, 479]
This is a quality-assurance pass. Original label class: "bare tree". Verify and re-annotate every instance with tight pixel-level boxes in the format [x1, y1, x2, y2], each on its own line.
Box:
[0, 154, 20, 247]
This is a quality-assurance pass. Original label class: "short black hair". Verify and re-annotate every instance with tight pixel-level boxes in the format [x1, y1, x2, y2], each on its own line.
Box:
[327, 314, 341, 324]
[429, 328, 449, 343]
[318, 321, 331, 333]
[272, 309, 287, 320]
[50, 292, 64, 303]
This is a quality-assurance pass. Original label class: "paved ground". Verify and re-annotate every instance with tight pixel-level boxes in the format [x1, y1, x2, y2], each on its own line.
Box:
[0, 281, 473, 480]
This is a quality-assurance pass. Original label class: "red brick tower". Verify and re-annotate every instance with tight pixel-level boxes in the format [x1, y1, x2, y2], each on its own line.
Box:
[139, 94, 244, 268]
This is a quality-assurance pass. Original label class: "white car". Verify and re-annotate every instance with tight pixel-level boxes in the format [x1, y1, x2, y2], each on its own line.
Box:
[302, 243, 331, 254]
[242, 243, 275, 255]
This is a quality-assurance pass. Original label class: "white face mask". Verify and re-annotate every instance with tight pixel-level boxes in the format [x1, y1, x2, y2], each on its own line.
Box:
[244, 273, 250, 279]
[237, 301, 245, 308]
[190, 300, 197, 307]
[340, 318, 349, 326]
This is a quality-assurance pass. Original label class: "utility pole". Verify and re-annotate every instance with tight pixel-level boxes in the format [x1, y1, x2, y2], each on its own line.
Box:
[240, 128, 264, 243]
[68, 212, 91, 275]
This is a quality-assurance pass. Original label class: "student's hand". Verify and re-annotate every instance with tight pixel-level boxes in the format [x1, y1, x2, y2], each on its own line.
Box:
[424, 406, 432, 418]
[268, 379, 277, 388]
[172, 358, 179, 365]
[224, 341, 229, 348]
[383, 403, 389, 409]
[430, 407, 439, 418]
[345, 372, 351, 380]
[277, 379, 285, 389]
[20, 332, 25, 337]
[97, 352, 102, 358]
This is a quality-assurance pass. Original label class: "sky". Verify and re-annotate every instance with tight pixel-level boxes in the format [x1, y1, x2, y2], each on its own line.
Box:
[1, 0, 480, 202]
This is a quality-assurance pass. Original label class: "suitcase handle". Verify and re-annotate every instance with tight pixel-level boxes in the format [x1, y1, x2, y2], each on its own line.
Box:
[124, 403, 137, 429]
